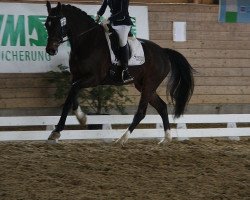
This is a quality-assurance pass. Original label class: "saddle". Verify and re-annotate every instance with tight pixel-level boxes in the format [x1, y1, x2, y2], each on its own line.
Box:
[104, 24, 145, 67]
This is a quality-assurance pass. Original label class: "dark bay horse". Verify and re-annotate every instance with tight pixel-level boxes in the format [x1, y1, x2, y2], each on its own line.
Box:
[45, 2, 194, 145]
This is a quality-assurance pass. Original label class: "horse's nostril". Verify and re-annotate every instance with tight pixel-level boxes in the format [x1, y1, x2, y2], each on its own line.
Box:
[46, 49, 55, 56]
[46, 46, 57, 55]
[52, 42, 59, 46]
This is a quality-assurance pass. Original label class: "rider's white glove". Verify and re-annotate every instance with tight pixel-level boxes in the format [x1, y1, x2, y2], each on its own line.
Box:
[95, 15, 101, 23]
[100, 18, 110, 32]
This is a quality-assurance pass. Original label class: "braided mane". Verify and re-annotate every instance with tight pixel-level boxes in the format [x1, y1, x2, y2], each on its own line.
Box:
[61, 4, 95, 23]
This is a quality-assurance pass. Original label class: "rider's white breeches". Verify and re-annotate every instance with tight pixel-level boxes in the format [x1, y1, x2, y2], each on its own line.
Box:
[112, 25, 131, 47]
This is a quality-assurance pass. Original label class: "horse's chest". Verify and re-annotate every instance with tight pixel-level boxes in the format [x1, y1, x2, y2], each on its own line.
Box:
[70, 53, 100, 73]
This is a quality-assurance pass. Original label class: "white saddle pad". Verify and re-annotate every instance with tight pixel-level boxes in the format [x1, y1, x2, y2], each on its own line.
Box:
[105, 33, 145, 66]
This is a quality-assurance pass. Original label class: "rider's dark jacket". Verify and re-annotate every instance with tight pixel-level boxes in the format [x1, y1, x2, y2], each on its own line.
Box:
[97, 0, 133, 26]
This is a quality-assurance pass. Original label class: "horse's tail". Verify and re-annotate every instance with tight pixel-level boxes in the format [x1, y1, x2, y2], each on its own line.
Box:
[164, 48, 194, 118]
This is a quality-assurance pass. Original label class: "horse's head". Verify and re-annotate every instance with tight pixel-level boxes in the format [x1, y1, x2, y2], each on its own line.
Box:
[45, 1, 67, 56]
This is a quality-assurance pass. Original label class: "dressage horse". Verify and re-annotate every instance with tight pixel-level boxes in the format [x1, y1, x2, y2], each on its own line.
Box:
[45, 2, 194, 145]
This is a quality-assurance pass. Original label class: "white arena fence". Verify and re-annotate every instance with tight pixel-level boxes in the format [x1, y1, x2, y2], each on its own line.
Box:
[0, 114, 250, 141]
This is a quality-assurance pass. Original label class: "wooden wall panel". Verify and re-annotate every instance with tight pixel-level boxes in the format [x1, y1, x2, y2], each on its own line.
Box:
[150, 31, 250, 41]
[177, 49, 250, 59]
[128, 86, 250, 95]
[195, 77, 250, 86]
[148, 4, 218, 12]
[0, 88, 56, 99]
[154, 40, 250, 50]
[114, 95, 250, 105]
[148, 21, 250, 32]
[0, 98, 62, 109]
[186, 58, 250, 68]
[149, 12, 218, 21]
[194, 68, 250, 77]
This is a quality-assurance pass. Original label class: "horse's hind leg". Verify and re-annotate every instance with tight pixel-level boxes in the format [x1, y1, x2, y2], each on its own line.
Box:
[149, 93, 172, 144]
[115, 91, 149, 146]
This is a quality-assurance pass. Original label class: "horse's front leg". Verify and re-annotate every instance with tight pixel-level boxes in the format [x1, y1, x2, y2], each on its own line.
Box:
[116, 92, 149, 146]
[48, 80, 82, 141]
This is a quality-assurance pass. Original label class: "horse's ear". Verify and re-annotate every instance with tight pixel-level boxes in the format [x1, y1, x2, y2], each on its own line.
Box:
[46, 1, 51, 14]
[57, 2, 62, 11]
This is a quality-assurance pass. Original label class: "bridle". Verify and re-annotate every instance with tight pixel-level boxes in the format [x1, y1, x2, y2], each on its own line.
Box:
[47, 15, 99, 45]
[47, 15, 68, 44]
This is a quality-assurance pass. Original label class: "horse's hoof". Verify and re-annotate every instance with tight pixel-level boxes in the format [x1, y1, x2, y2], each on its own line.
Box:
[166, 132, 172, 143]
[48, 131, 61, 142]
[46, 139, 58, 144]
[77, 117, 86, 126]
[115, 138, 126, 147]
[158, 138, 167, 145]
[115, 137, 126, 146]
[158, 130, 172, 145]
[115, 130, 130, 146]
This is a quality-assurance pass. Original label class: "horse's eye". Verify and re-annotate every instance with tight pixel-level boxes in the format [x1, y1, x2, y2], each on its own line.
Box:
[46, 20, 51, 27]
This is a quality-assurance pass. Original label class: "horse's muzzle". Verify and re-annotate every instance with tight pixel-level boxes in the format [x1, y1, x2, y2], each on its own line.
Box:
[46, 41, 60, 56]
[46, 46, 58, 56]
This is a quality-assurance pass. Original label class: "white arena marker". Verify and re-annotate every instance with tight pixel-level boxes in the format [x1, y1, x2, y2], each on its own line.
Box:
[173, 22, 186, 42]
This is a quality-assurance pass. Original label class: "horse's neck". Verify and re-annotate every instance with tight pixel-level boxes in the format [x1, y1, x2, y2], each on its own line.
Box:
[65, 15, 105, 53]
[67, 23, 110, 82]
[63, 12, 96, 49]
[69, 24, 104, 54]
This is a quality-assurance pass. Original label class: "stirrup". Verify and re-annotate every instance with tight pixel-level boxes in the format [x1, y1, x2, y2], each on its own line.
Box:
[122, 69, 134, 83]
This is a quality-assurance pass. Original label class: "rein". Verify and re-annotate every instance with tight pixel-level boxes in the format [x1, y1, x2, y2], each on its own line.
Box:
[60, 24, 99, 43]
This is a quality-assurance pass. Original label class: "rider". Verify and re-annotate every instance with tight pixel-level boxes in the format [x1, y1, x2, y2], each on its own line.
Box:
[96, 0, 134, 83]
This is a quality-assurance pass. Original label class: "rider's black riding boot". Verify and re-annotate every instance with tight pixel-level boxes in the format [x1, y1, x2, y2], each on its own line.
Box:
[120, 44, 134, 83]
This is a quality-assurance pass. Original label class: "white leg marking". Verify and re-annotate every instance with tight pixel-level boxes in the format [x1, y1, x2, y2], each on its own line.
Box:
[47, 131, 61, 144]
[158, 129, 172, 145]
[115, 128, 131, 146]
[74, 106, 86, 125]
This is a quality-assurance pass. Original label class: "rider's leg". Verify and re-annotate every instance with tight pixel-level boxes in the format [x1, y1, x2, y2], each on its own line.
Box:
[120, 44, 133, 83]
[112, 25, 134, 83]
